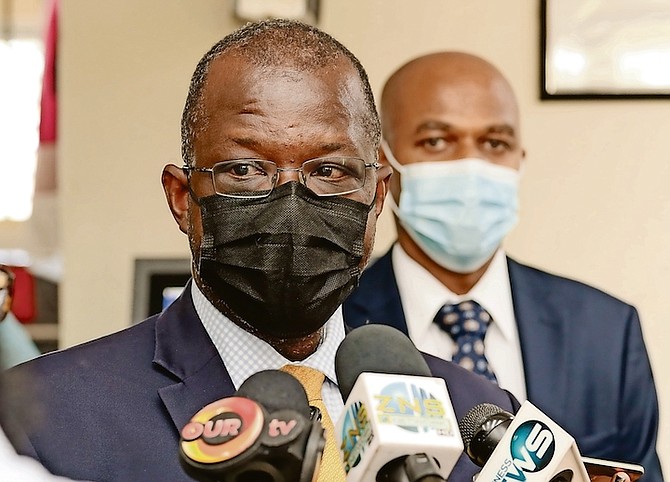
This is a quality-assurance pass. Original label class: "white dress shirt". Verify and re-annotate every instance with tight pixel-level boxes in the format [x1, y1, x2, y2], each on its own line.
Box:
[392, 244, 527, 402]
[191, 282, 346, 422]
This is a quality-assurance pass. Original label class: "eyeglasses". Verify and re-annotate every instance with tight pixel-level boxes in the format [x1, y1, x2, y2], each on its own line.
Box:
[183, 157, 381, 199]
[0, 266, 15, 322]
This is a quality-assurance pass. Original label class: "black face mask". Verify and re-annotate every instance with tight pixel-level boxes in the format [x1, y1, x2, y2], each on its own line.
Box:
[196, 182, 372, 338]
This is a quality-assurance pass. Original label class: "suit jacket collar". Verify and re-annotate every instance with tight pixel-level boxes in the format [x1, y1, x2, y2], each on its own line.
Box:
[352, 250, 409, 334]
[357, 251, 568, 420]
[152, 282, 236, 434]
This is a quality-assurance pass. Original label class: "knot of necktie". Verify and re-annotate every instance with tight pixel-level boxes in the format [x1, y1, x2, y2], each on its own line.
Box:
[280, 364, 325, 404]
[433, 300, 498, 384]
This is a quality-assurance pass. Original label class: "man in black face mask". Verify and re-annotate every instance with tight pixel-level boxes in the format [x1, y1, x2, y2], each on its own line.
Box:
[1, 20, 519, 482]
[164, 20, 388, 360]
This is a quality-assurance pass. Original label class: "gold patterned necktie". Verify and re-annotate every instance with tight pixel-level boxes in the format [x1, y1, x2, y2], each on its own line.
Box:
[280, 364, 346, 481]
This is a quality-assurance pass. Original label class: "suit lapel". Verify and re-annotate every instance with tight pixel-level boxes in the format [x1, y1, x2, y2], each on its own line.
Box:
[508, 258, 568, 420]
[158, 356, 236, 433]
[152, 284, 236, 433]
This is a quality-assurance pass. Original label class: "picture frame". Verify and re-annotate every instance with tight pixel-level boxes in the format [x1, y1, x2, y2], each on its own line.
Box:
[131, 258, 191, 324]
[541, 0, 670, 99]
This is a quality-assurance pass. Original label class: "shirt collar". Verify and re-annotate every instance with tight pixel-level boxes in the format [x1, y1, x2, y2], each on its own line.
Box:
[393, 244, 516, 343]
[190, 282, 344, 389]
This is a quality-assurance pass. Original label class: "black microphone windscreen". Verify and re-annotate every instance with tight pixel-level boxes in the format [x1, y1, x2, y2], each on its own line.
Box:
[458, 402, 514, 467]
[335, 324, 432, 401]
[458, 403, 507, 449]
[236, 369, 311, 418]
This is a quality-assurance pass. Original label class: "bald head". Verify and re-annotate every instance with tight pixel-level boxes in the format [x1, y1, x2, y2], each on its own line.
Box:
[380, 52, 521, 157]
[382, 52, 517, 106]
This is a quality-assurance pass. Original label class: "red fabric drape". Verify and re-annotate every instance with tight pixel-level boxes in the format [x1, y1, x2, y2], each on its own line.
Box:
[39, 0, 58, 144]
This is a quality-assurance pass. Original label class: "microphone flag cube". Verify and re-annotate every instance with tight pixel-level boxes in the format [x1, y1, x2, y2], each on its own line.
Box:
[335, 372, 463, 481]
[474, 401, 590, 482]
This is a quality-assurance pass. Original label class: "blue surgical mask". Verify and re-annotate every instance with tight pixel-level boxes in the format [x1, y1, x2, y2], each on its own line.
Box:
[382, 140, 520, 273]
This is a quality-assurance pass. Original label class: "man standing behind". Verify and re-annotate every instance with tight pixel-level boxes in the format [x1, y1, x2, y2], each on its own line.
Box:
[344, 51, 663, 480]
[1, 26, 519, 482]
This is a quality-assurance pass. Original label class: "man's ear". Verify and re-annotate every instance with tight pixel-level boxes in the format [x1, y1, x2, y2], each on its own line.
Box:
[162, 164, 190, 234]
[374, 164, 393, 217]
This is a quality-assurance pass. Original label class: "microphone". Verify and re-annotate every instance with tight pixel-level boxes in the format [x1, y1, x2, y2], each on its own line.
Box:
[335, 324, 463, 482]
[458, 401, 590, 482]
[179, 369, 325, 482]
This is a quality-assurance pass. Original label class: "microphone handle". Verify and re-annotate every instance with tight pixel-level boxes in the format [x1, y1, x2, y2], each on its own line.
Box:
[377, 454, 446, 482]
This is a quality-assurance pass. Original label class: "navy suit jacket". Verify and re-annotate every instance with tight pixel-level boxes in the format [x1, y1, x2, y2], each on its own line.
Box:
[1, 285, 518, 482]
[343, 250, 663, 481]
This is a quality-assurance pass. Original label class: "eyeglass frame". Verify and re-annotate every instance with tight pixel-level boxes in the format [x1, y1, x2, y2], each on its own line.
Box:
[0, 265, 15, 322]
[182, 157, 382, 199]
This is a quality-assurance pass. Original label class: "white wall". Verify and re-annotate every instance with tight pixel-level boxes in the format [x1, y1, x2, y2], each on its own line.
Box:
[58, 0, 669, 470]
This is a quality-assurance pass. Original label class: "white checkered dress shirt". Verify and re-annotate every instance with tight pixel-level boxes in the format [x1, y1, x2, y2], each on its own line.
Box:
[191, 282, 346, 422]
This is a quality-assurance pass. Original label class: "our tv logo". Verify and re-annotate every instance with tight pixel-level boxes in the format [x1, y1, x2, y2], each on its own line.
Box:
[180, 397, 303, 465]
[499, 420, 556, 481]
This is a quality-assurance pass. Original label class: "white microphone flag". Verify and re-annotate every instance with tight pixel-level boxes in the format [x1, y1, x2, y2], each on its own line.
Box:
[335, 372, 463, 481]
[474, 401, 589, 482]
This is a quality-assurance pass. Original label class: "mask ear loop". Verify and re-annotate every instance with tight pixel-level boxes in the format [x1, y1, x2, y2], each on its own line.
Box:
[380, 140, 404, 217]
[381, 139, 406, 174]
[384, 185, 402, 219]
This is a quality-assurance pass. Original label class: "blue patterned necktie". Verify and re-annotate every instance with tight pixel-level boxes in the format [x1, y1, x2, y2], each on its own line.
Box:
[433, 300, 498, 384]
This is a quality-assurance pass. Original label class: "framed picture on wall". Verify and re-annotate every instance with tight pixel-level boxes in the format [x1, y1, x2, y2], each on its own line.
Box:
[541, 0, 670, 99]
